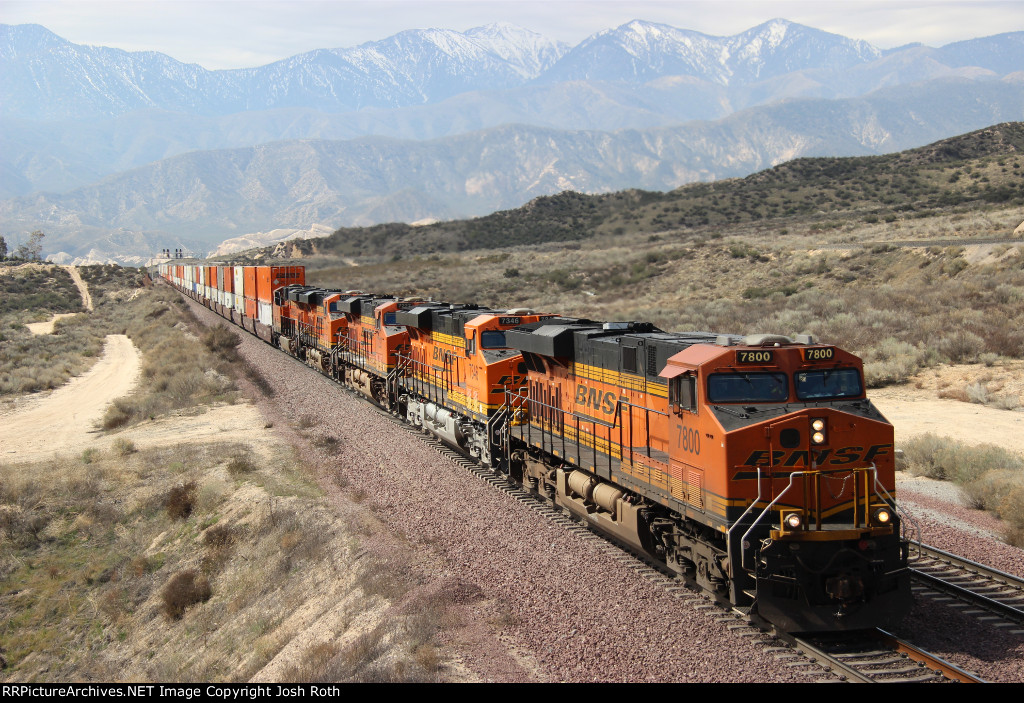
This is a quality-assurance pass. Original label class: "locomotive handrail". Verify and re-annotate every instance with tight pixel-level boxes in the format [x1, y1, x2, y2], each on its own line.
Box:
[729, 465, 767, 572]
[873, 472, 923, 554]
[504, 387, 672, 473]
[737, 464, 891, 572]
[739, 467, 805, 572]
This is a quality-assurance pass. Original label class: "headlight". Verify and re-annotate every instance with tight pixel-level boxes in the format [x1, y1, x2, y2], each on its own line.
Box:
[784, 512, 803, 530]
[810, 418, 827, 444]
[873, 507, 892, 525]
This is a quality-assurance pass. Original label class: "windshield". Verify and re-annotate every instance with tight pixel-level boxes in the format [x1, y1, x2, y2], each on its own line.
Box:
[795, 368, 863, 400]
[708, 373, 788, 403]
[481, 330, 507, 349]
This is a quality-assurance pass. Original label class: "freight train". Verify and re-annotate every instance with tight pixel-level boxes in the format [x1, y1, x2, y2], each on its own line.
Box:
[158, 261, 911, 633]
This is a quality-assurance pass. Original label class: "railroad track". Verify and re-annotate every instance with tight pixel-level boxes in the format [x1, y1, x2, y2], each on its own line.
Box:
[789, 630, 984, 682]
[910, 543, 1024, 628]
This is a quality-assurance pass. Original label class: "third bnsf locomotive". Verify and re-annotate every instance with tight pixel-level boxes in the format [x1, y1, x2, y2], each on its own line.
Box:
[158, 263, 911, 633]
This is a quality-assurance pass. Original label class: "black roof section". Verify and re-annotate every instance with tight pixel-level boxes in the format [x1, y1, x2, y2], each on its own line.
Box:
[506, 318, 742, 380]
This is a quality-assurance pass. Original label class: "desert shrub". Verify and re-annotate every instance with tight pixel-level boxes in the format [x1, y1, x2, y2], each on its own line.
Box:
[1001, 487, 1024, 547]
[102, 399, 136, 430]
[166, 370, 206, 403]
[201, 325, 240, 355]
[979, 352, 1001, 367]
[0, 505, 49, 544]
[202, 523, 235, 548]
[862, 338, 930, 387]
[965, 382, 989, 405]
[226, 453, 256, 477]
[165, 482, 198, 519]
[112, 437, 136, 456]
[959, 470, 1019, 511]
[937, 329, 986, 363]
[160, 570, 211, 620]
[900, 434, 1023, 483]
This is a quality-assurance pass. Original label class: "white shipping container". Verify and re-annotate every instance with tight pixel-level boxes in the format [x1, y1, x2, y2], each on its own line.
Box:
[234, 268, 246, 313]
[258, 302, 273, 327]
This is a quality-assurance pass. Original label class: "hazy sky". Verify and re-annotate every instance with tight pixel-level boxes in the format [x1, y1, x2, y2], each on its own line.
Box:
[5, 0, 1023, 69]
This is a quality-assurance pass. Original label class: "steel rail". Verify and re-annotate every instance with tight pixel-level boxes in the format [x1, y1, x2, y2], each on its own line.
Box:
[786, 629, 985, 683]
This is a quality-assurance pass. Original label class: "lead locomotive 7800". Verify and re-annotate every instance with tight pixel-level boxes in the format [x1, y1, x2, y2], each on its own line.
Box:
[159, 262, 911, 633]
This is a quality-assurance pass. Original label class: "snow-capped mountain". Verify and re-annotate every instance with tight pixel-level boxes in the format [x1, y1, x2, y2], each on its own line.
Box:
[0, 22, 568, 119]
[5, 19, 1018, 121]
[536, 19, 881, 84]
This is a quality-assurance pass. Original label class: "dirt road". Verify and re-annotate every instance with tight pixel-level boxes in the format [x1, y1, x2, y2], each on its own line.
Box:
[63, 264, 93, 311]
[26, 313, 78, 335]
[873, 389, 1024, 453]
[15, 264, 93, 335]
[0, 334, 141, 462]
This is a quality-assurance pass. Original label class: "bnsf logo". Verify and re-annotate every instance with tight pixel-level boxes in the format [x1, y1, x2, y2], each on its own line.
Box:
[575, 384, 624, 415]
[743, 444, 891, 467]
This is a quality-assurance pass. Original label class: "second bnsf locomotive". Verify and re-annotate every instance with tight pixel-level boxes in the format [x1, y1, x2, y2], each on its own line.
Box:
[158, 263, 911, 633]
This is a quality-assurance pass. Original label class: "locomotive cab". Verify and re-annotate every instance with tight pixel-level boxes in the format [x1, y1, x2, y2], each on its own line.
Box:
[662, 335, 911, 632]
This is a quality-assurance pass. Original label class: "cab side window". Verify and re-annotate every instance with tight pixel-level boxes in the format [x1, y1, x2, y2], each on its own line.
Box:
[670, 374, 697, 413]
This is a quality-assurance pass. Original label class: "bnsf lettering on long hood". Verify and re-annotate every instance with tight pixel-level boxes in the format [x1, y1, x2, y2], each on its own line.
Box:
[742, 444, 892, 468]
[574, 384, 623, 415]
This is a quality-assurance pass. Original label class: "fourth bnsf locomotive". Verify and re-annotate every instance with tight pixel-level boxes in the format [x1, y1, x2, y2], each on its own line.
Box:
[158, 262, 911, 633]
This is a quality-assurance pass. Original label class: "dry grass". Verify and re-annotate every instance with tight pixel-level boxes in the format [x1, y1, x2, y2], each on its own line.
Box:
[226, 452, 257, 477]
[0, 434, 435, 682]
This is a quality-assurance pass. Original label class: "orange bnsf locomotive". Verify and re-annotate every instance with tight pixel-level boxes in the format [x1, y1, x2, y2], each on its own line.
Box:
[157, 262, 911, 633]
[501, 320, 909, 632]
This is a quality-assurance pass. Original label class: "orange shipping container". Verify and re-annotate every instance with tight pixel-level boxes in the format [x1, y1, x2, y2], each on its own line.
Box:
[256, 266, 305, 303]
[244, 267, 258, 303]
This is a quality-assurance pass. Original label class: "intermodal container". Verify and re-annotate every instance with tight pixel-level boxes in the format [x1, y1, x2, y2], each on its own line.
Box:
[234, 267, 246, 314]
[256, 266, 305, 303]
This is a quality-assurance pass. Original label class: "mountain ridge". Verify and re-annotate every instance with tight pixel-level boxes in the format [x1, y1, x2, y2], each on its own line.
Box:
[5, 79, 1022, 263]
[3, 20, 1020, 121]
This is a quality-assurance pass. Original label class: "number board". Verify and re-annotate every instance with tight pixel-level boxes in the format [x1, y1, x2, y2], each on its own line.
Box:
[499, 317, 521, 326]
[736, 350, 774, 364]
[801, 346, 836, 362]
